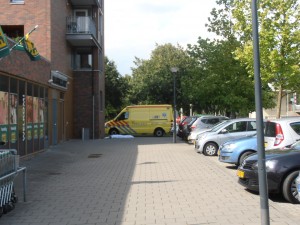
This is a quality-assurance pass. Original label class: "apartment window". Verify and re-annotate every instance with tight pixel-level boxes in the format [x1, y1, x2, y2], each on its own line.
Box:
[10, 0, 24, 4]
[72, 48, 93, 70]
[1, 25, 24, 39]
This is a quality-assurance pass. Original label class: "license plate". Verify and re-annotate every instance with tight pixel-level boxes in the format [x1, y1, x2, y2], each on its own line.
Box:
[237, 170, 245, 178]
[217, 149, 220, 156]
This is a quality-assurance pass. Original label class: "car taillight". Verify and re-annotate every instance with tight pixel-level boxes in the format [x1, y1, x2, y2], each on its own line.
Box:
[190, 125, 196, 131]
[274, 123, 284, 146]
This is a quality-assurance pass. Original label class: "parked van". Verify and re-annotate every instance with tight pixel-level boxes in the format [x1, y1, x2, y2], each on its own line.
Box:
[105, 105, 173, 137]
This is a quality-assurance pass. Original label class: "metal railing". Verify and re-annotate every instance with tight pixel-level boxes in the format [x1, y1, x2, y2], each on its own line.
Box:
[66, 16, 96, 36]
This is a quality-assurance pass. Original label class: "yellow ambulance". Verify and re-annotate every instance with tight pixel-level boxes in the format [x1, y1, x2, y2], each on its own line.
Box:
[105, 105, 173, 137]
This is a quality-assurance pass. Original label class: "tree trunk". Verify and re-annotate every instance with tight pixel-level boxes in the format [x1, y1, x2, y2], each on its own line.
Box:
[276, 86, 282, 119]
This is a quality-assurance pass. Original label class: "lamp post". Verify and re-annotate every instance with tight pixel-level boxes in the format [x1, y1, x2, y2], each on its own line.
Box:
[170, 67, 179, 143]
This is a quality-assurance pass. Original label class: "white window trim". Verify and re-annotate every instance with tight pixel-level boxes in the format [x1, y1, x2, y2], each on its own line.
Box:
[10, 0, 24, 4]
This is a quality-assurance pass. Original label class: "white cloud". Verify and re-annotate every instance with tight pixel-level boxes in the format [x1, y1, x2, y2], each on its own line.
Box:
[105, 0, 218, 75]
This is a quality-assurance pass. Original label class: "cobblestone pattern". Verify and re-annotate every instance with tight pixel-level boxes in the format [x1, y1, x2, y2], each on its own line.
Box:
[1, 137, 299, 225]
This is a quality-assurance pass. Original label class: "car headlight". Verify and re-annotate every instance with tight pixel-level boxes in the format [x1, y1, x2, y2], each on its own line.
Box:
[251, 160, 277, 171]
[265, 160, 277, 171]
[221, 143, 237, 153]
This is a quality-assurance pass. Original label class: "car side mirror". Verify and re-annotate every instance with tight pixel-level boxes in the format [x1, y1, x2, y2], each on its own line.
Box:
[220, 129, 228, 134]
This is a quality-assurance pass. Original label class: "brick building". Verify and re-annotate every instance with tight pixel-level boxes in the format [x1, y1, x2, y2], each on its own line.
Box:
[0, 0, 105, 156]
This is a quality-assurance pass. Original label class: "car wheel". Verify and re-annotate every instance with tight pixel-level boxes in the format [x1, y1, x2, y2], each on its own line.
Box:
[109, 128, 119, 135]
[239, 151, 255, 166]
[154, 128, 164, 137]
[203, 143, 218, 156]
[282, 170, 300, 204]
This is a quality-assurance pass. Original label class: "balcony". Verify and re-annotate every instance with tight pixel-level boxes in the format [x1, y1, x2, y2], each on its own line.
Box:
[66, 16, 101, 49]
[68, 0, 100, 7]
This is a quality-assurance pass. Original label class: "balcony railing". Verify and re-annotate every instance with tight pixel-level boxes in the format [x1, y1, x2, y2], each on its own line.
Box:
[68, 0, 100, 7]
[66, 16, 96, 36]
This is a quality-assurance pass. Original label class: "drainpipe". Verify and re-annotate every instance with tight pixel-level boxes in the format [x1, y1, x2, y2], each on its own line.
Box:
[92, 65, 95, 140]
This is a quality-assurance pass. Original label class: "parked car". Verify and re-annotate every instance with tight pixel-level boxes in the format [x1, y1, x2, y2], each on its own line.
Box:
[237, 142, 300, 204]
[264, 117, 300, 150]
[187, 116, 229, 144]
[219, 117, 300, 166]
[194, 118, 257, 156]
[179, 116, 199, 140]
[177, 116, 197, 138]
[218, 134, 258, 166]
[176, 115, 187, 125]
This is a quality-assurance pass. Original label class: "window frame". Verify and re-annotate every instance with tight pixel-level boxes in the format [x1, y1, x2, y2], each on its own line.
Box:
[10, 0, 24, 4]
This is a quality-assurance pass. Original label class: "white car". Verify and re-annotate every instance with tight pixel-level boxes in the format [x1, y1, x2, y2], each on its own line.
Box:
[264, 117, 300, 150]
[195, 118, 257, 156]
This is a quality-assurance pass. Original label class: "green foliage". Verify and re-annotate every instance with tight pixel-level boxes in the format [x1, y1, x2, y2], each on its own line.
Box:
[187, 37, 258, 117]
[232, 0, 300, 117]
[127, 43, 196, 113]
[105, 57, 129, 120]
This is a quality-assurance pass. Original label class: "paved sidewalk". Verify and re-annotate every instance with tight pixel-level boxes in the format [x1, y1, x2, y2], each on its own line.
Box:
[1, 137, 299, 225]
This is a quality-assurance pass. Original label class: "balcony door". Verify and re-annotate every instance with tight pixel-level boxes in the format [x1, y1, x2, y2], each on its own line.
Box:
[74, 9, 89, 33]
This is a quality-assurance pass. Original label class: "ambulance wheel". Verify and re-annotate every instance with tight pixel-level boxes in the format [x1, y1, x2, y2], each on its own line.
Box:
[109, 128, 119, 135]
[154, 128, 164, 137]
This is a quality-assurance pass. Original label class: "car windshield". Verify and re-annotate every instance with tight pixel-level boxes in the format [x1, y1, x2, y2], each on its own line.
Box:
[210, 120, 231, 132]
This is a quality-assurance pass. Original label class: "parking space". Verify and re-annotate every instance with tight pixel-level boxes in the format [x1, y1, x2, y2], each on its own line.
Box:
[1, 137, 299, 225]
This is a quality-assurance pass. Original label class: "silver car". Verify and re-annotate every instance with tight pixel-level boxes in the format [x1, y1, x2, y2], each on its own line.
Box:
[195, 118, 257, 156]
[187, 116, 229, 144]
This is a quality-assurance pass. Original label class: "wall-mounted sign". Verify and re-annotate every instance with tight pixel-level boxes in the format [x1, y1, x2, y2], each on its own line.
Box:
[50, 71, 69, 90]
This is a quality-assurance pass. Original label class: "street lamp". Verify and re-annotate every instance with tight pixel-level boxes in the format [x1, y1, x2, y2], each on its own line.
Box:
[170, 67, 179, 143]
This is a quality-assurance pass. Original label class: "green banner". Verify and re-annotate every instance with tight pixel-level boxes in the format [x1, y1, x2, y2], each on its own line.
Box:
[10, 125, 17, 143]
[40, 123, 44, 138]
[0, 125, 8, 143]
[34, 123, 38, 139]
[27, 124, 32, 140]
[0, 26, 10, 58]
[23, 38, 40, 61]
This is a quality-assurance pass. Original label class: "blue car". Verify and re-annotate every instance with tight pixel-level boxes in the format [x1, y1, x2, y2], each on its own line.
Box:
[218, 135, 257, 166]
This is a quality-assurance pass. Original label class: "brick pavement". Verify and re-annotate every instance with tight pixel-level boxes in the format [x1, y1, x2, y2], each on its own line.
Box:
[1, 137, 299, 225]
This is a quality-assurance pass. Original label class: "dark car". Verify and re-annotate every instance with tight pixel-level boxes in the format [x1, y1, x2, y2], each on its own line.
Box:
[181, 116, 199, 141]
[177, 116, 198, 138]
[237, 141, 300, 204]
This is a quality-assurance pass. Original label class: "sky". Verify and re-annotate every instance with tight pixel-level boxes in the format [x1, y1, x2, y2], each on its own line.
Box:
[105, 0, 218, 76]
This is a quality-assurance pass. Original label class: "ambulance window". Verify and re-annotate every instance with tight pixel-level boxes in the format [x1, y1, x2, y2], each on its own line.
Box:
[117, 112, 128, 120]
[124, 112, 129, 119]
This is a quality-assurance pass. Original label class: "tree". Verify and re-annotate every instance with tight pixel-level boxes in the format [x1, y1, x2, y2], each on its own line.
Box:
[187, 37, 259, 117]
[232, 0, 300, 118]
[184, 0, 274, 117]
[105, 57, 128, 119]
[127, 43, 196, 113]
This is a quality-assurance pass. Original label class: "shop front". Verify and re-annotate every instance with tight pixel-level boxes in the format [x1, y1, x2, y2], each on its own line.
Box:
[0, 75, 48, 156]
